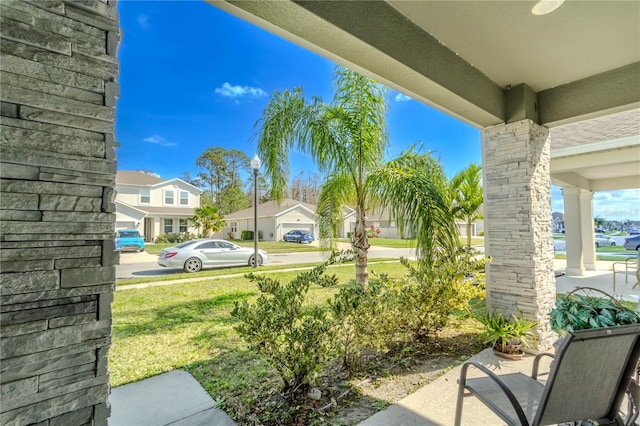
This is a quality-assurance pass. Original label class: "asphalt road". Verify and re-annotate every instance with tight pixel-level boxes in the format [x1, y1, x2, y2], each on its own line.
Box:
[116, 246, 417, 280]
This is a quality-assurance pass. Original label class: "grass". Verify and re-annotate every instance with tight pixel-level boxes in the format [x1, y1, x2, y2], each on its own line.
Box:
[144, 240, 324, 255]
[336, 236, 485, 248]
[110, 262, 412, 422]
[116, 258, 399, 286]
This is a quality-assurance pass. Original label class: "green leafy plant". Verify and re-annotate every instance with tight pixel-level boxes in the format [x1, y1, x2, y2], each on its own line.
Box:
[477, 310, 537, 354]
[550, 292, 640, 333]
[231, 254, 342, 394]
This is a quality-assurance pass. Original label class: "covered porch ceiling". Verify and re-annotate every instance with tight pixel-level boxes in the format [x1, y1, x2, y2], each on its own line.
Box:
[209, 0, 640, 191]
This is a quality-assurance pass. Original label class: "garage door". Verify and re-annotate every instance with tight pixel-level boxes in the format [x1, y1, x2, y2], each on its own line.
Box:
[116, 221, 135, 230]
[281, 223, 314, 239]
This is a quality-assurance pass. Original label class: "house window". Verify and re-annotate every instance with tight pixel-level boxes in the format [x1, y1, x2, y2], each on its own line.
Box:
[163, 218, 173, 234]
[164, 189, 174, 205]
[140, 189, 150, 204]
[179, 219, 188, 233]
[231, 222, 237, 233]
[179, 191, 189, 206]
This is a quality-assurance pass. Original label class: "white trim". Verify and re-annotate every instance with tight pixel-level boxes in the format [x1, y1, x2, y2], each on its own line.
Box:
[139, 188, 150, 204]
[152, 178, 202, 194]
[179, 190, 189, 206]
[273, 204, 316, 218]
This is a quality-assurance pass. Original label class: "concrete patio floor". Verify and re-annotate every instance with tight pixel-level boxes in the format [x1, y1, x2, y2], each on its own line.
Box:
[359, 257, 639, 425]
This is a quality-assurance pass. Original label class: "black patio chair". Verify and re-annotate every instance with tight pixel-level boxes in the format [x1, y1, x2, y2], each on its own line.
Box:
[455, 323, 640, 426]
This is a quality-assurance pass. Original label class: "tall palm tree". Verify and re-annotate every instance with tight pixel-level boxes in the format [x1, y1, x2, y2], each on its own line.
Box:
[256, 66, 461, 288]
[255, 66, 387, 288]
[191, 204, 225, 237]
[450, 163, 483, 249]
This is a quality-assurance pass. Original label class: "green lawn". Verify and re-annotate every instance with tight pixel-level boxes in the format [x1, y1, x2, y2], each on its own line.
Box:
[337, 236, 485, 248]
[144, 240, 327, 255]
[116, 258, 399, 286]
[110, 262, 410, 421]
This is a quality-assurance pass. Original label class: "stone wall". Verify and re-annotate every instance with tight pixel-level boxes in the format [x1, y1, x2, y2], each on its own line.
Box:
[482, 119, 556, 351]
[1, 1, 119, 424]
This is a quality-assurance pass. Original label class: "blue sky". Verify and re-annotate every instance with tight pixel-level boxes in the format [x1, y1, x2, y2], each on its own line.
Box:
[115, 1, 638, 222]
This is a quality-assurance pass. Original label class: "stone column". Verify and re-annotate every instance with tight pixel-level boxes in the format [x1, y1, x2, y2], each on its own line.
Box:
[0, 1, 119, 425]
[482, 119, 556, 351]
[563, 186, 585, 276]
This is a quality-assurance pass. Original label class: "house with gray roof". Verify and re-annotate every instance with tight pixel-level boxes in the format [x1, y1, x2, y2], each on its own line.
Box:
[221, 198, 317, 241]
[115, 171, 202, 241]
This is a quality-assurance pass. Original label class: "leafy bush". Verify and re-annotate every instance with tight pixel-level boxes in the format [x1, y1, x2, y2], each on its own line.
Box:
[367, 225, 381, 238]
[550, 292, 640, 333]
[391, 248, 486, 339]
[232, 257, 341, 393]
[241, 230, 253, 240]
[155, 233, 195, 244]
[330, 275, 399, 368]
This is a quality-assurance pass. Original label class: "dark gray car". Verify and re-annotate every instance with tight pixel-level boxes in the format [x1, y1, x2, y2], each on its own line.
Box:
[623, 235, 640, 251]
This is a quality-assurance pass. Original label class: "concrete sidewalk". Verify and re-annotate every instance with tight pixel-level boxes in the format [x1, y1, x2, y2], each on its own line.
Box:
[360, 348, 553, 425]
[109, 370, 235, 426]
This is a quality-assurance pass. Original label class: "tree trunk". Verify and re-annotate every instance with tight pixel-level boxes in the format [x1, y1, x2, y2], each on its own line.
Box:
[466, 220, 472, 249]
[352, 207, 370, 289]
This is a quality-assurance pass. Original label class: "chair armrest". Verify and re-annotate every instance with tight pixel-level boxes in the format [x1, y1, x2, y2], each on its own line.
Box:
[458, 361, 529, 425]
[532, 352, 555, 380]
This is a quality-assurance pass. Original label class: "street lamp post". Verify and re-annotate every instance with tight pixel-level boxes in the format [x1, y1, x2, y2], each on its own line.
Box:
[251, 154, 261, 268]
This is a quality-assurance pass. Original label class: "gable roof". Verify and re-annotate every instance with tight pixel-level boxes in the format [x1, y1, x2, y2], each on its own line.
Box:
[116, 170, 164, 185]
[116, 171, 202, 193]
[225, 198, 317, 219]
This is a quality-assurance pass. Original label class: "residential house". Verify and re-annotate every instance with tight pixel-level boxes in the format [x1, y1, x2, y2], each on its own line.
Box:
[221, 198, 317, 241]
[341, 207, 484, 239]
[552, 212, 565, 233]
[115, 171, 202, 242]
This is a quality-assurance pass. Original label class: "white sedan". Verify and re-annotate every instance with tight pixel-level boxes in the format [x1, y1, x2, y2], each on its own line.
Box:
[158, 239, 268, 272]
[594, 234, 616, 247]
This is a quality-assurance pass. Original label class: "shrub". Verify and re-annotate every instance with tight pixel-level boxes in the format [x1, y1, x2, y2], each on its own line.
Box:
[241, 230, 253, 240]
[330, 274, 400, 368]
[392, 248, 486, 339]
[232, 256, 341, 393]
[155, 233, 195, 244]
[367, 225, 381, 238]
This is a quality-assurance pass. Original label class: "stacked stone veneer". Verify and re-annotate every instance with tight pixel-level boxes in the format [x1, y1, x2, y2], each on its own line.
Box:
[1, 1, 119, 424]
[482, 119, 556, 351]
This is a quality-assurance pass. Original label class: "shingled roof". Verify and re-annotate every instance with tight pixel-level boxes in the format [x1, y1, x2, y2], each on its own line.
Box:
[116, 170, 165, 185]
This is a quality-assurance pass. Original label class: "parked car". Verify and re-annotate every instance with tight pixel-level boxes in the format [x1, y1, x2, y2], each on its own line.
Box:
[115, 229, 145, 252]
[594, 234, 616, 247]
[282, 230, 315, 243]
[628, 228, 640, 235]
[158, 239, 268, 272]
[624, 235, 640, 251]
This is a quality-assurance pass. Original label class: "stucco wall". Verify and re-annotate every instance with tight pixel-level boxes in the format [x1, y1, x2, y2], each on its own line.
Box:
[1, 1, 119, 424]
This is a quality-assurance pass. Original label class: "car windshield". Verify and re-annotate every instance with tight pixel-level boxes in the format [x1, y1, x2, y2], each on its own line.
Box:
[118, 231, 140, 238]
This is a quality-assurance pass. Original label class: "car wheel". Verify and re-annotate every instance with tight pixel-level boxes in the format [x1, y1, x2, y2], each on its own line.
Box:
[611, 242, 616, 246]
[184, 257, 202, 273]
[248, 254, 263, 267]
[595, 242, 600, 248]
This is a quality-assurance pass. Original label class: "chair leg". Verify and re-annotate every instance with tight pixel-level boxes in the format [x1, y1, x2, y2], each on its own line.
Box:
[455, 364, 471, 426]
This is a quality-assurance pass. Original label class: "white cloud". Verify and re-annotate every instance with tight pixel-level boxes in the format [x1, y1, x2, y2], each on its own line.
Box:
[137, 14, 150, 30]
[552, 186, 640, 221]
[215, 82, 267, 99]
[143, 135, 176, 147]
[394, 93, 412, 102]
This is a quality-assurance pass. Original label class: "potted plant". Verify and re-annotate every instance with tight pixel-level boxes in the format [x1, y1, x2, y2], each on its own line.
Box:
[550, 288, 640, 335]
[477, 310, 537, 360]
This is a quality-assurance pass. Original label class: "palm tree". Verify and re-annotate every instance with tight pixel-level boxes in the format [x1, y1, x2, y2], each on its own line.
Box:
[256, 66, 460, 288]
[191, 204, 225, 237]
[450, 163, 483, 249]
[367, 150, 459, 266]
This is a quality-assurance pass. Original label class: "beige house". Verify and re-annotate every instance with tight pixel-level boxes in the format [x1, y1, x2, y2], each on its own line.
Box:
[115, 171, 202, 241]
[221, 198, 317, 241]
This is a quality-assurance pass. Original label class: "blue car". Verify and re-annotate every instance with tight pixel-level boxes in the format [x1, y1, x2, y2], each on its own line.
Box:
[283, 230, 315, 243]
[115, 229, 145, 252]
